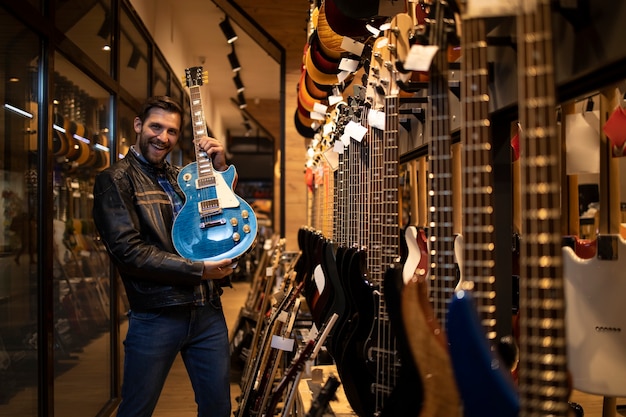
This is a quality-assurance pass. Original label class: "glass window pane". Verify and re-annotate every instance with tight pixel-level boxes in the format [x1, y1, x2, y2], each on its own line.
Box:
[153, 53, 169, 97]
[120, 9, 149, 101]
[52, 52, 112, 416]
[55, 0, 112, 75]
[0, 9, 39, 417]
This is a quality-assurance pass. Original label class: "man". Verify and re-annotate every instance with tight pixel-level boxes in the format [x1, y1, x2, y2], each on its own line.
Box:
[93, 96, 234, 417]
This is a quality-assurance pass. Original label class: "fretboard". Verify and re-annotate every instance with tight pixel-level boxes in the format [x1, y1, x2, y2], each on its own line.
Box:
[428, 6, 456, 329]
[189, 86, 216, 184]
[517, 1, 570, 416]
[461, 15, 497, 341]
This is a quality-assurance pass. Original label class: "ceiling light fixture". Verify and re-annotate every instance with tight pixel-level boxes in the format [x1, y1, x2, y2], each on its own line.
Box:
[238, 92, 247, 109]
[127, 46, 141, 69]
[219, 17, 238, 44]
[233, 73, 245, 93]
[228, 51, 241, 72]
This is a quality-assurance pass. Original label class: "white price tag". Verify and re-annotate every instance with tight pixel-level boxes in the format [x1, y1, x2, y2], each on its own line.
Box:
[271, 335, 295, 351]
[323, 147, 339, 170]
[339, 58, 360, 73]
[368, 109, 386, 131]
[335, 137, 347, 152]
[341, 38, 365, 56]
[466, 0, 521, 18]
[345, 120, 367, 142]
[277, 310, 289, 323]
[404, 44, 439, 72]
[313, 102, 328, 114]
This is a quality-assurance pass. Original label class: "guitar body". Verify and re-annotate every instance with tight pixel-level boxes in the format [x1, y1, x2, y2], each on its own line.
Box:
[381, 263, 423, 417]
[447, 291, 519, 417]
[563, 237, 626, 397]
[335, 248, 377, 417]
[172, 163, 257, 261]
[401, 226, 460, 417]
[318, 240, 348, 354]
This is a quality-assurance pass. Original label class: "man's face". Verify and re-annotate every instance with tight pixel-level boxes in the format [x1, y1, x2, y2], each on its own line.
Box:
[133, 108, 181, 166]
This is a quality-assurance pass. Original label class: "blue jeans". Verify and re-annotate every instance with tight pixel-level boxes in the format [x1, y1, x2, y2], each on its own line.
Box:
[117, 298, 230, 417]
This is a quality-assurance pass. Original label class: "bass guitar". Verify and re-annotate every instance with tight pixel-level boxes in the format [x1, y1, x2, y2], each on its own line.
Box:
[172, 66, 257, 261]
[445, 2, 520, 416]
[516, 2, 571, 415]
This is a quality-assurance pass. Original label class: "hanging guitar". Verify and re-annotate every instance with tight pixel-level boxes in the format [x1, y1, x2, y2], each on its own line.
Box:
[172, 66, 258, 261]
[562, 89, 626, 399]
[445, 2, 520, 416]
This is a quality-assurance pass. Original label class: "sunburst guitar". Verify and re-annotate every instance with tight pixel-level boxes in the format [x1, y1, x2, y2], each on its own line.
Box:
[172, 66, 257, 261]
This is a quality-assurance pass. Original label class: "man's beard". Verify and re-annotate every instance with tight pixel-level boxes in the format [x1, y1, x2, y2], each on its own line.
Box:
[139, 133, 169, 166]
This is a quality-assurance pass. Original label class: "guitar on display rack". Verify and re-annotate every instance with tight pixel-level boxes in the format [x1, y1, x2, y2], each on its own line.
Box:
[562, 88, 626, 399]
[445, 1, 520, 416]
[172, 66, 258, 262]
[398, 2, 461, 416]
[516, 2, 571, 416]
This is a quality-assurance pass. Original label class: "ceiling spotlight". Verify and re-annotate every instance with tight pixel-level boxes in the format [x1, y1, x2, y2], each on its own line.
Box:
[228, 51, 241, 72]
[238, 92, 247, 109]
[233, 73, 245, 93]
[219, 17, 238, 44]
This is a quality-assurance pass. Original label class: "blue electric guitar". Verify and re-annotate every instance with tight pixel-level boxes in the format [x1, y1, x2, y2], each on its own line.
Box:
[172, 66, 257, 261]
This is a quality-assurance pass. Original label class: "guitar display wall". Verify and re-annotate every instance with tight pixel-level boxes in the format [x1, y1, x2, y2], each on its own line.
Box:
[232, 1, 626, 417]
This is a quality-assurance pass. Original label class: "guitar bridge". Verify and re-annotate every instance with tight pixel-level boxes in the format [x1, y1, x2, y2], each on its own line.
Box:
[199, 218, 227, 229]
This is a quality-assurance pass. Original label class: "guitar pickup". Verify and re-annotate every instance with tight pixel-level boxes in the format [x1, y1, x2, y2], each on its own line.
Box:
[198, 199, 221, 216]
[199, 218, 227, 229]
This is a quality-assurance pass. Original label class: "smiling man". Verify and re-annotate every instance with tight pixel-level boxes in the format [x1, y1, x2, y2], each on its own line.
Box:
[92, 96, 235, 417]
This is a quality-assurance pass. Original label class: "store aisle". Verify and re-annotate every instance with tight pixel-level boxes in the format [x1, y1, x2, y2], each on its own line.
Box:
[152, 279, 251, 417]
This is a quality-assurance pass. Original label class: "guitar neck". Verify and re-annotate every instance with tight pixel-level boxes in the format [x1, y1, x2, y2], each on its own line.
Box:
[517, 1, 570, 416]
[428, 3, 456, 329]
[460, 15, 498, 340]
[188, 85, 216, 178]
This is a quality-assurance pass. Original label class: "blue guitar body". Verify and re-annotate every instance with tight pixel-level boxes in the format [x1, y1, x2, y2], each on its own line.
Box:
[172, 162, 257, 261]
[447, 290, 519, 417]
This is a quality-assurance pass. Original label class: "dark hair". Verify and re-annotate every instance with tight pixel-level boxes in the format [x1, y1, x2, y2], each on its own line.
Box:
[137, 96, 184, 127]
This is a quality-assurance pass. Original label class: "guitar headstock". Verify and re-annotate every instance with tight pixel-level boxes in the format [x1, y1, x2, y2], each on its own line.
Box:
[183, 66, 208, 88]
[421, 0, 460, 47]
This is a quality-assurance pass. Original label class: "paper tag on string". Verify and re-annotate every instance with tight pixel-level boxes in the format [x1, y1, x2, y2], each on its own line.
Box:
[368, 109, 386, 131]
[344, 120, 367, 142]
[341, 38, 365, 56]
[271, 335, 295, 351]
[277, 310, 289, 323]
[404, 44, 439, 72]
[337, 70, 351, 83]
[307, 324, 318, 343]
[310, 111, 326, 121]
[313, 102, 328, 114]
[466, 0, 521, 18]
[565, 111, 600, 174]
[339, 58, 360, 73]
[328, 94, 343, 106]
[323, 147, 339, 170]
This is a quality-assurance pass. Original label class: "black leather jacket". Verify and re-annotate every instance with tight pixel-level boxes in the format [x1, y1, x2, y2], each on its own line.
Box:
[93, 149, 218, 311]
